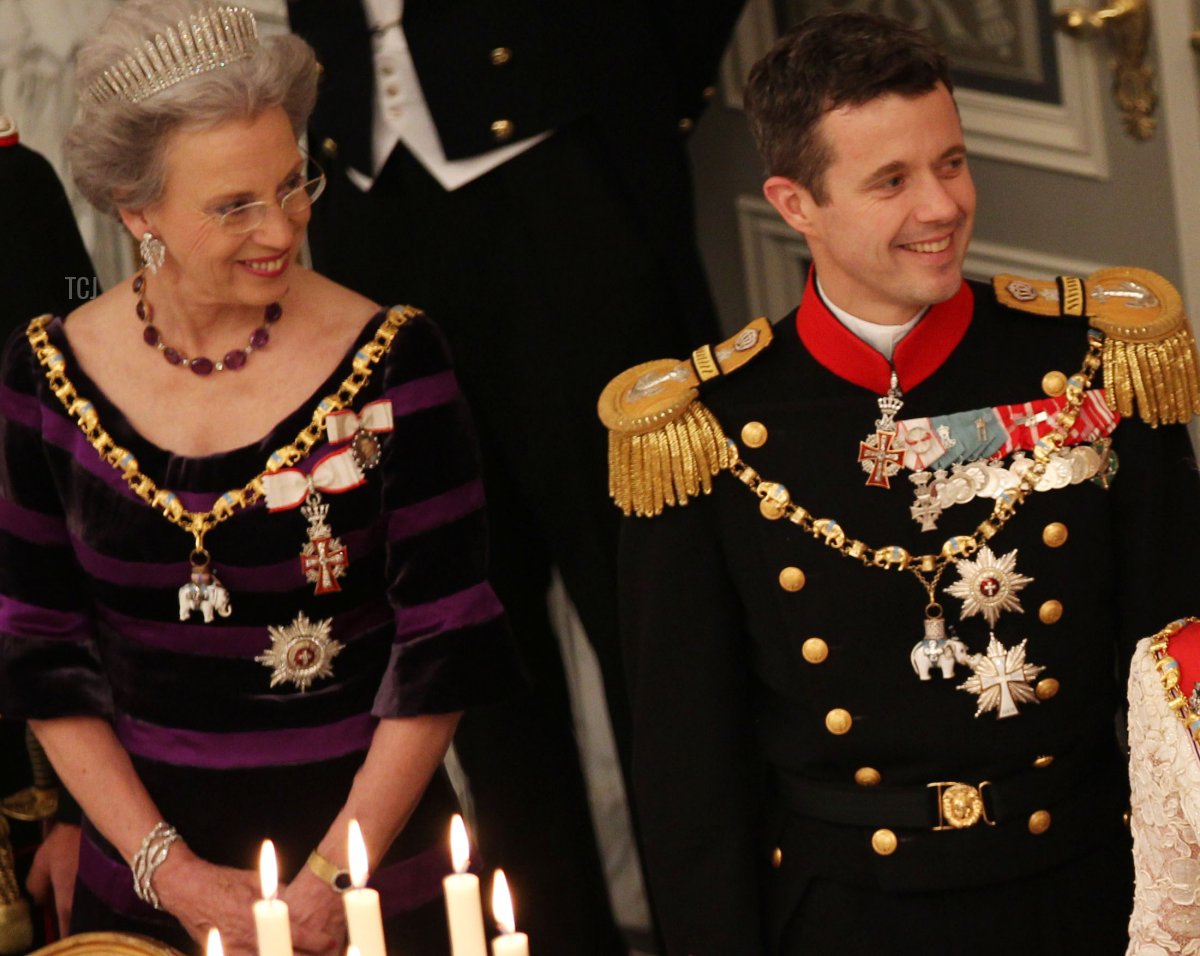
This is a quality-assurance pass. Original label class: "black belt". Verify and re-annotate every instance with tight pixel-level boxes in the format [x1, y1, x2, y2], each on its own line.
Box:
[775, 740, 1112, 831]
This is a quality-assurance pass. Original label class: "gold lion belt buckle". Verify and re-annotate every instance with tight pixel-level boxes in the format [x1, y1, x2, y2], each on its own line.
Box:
[928, 780, 997, 830]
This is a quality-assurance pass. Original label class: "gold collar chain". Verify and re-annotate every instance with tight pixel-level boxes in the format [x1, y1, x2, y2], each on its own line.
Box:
[25, 307, 414, 563]
[1148, 616, 1200, 745]
[729, 330, 1105, 590]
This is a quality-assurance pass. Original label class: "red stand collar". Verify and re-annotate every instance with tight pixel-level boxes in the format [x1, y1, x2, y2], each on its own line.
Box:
[1170, 621, 1200, 704]
[794, 266, 974, 395]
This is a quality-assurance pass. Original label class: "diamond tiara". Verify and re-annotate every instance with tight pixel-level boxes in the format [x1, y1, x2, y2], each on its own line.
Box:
[84, 5, 260, 106]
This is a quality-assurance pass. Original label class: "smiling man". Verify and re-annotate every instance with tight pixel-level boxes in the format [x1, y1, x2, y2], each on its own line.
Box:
[602, 12, 1200, 954]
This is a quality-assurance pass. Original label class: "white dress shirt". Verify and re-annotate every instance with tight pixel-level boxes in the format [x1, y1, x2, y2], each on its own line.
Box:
[817, 276, 925, 361]
[348, 0, 550, 192]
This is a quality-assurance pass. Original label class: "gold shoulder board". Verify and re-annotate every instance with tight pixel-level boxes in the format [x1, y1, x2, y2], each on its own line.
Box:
[598, 318, 773, 517]
[994, 266, 1200, 426]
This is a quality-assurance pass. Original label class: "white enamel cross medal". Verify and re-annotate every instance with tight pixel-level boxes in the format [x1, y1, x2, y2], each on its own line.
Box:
[957, 633, 1045, 718]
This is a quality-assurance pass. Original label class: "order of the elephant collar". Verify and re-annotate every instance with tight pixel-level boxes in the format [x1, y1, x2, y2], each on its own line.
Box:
[794, 266, 974, 395]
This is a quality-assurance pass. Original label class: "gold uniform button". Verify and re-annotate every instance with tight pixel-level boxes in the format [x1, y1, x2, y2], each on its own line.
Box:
[321, 137, 338, 159]
[490, 119, 515, 142]
[1032, 754, 1055, 769]
[871, 829, 897, 856]
[1042, 371, 1067, 397]
[779, 566, 806, 592]
[1042, 522, 1069, 548]
[771, 846, 783, 868]
[490, 47, 512, 66]
[1028, 810, 1052, 834]
[677, 117, 695, 133]
[1123, 810, 1132, 827]
[1036, 678, 1060, 700]
[741, 421, 768, 448]
[702, 85, 718, 100]
[1039, 600, 1063, 625]
[854, 767, 882, 787]
[801, 638, 828, 664]
[825, 708, 852, 735]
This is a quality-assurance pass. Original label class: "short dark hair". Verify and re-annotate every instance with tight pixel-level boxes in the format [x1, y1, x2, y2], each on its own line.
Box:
[744, 12, 952, 203]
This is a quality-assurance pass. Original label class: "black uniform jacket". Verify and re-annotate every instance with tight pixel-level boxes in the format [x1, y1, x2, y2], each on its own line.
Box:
[286, 0, 746, 345]
[620, 275, 1200, 953]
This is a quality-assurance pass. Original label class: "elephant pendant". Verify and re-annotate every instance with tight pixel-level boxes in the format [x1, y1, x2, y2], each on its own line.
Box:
[910, 614, 969, 680]
[178, 564, 232, 623]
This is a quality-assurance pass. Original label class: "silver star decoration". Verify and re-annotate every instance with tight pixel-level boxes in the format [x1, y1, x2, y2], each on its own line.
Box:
[944, 545, 1033, 626]
[256, 612, 342, 691]
[958, 633, 1045, 719]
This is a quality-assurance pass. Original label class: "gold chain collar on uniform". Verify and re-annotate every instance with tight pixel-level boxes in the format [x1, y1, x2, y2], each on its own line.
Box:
[729, 329, 1105, 598]
[1148, 616, 1200, 745]
[25, 306, 414, 563]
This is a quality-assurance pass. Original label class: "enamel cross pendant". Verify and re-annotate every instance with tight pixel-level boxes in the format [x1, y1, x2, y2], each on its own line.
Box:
[858, 372, 905, 489]
[300, 490, 348, 595]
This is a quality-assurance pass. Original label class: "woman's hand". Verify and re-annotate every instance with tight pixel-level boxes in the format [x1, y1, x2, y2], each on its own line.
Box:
[153, 844, 263, 956]
[278, 864, 347, 955]
[25, 822, 81, 935]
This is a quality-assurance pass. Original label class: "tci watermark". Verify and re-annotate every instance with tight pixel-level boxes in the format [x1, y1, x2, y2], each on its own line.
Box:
[65, 275, 101, 300]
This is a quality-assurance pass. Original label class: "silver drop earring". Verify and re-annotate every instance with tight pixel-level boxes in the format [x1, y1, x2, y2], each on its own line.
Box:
[140, 232, 166, 274]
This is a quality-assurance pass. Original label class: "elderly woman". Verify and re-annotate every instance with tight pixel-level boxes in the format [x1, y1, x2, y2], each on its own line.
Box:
[0, 2, 514, 954]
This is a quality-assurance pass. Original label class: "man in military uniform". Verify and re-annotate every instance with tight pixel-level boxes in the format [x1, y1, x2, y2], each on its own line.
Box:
[603, 14, 1200, 953]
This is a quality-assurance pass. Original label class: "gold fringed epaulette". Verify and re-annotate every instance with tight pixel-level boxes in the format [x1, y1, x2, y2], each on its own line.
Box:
[598, 318, 773, 517]
[994, 266, 1200, 426]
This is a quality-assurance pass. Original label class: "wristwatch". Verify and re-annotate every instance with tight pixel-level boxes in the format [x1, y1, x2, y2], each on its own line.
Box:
[306, 849, 352, 892]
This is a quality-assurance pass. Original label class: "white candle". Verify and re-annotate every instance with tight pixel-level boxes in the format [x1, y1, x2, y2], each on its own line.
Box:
[206, 928, 224, 956]
[490, 869, 530, 956]
[253, 840, 294, 956]
[443, 815, 487, 956]
[343, 820, 387, 956]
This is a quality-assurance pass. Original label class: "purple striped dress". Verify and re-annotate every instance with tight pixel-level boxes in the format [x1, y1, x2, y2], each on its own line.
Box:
[0, 308, 514, 954]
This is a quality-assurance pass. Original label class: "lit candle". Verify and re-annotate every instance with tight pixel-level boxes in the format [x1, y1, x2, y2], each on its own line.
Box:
[347, 948, 362, 956]
[343, 820, 387, 956]
[443, 815, 487, 956]
[206, 928, 224, 956]
[253, 840, 294, 956]
[490, 870, 530, 956]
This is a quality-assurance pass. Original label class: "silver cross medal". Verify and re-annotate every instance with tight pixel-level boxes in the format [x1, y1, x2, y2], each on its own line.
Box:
[958, 633, 1045, 718]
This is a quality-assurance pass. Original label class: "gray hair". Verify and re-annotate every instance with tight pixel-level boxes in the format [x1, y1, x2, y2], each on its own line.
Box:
[66, 0, 318, 217]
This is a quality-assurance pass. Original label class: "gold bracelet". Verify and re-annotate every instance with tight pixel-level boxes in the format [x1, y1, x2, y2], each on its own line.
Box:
[306, 849, 351, 893]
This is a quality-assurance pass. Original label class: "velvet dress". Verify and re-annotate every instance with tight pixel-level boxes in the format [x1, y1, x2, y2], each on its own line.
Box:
[0, 306, 514, 955]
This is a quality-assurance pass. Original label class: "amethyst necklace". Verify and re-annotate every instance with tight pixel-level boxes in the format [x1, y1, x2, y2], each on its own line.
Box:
[134, 271, 281, 375]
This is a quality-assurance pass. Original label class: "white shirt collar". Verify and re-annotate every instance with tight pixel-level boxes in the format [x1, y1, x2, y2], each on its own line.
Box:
[816, 277, 926, 361]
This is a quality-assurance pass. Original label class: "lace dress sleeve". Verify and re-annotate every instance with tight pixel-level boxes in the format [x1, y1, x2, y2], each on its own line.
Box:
[1127, 633, 1200, 954]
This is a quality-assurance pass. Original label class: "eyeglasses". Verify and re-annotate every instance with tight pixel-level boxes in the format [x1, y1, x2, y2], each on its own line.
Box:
[209, 164, 327, 234]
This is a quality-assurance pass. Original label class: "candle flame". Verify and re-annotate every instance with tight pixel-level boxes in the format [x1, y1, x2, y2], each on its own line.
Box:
[450, 814, 470, 874]
[259, 839, 278, 900]
[491, 868, 516, 934]
[206, 928, 224, 956]
[348, 819, 369, 889]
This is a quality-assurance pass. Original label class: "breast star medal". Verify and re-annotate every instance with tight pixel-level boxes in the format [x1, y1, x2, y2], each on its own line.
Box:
[858, 372, 905, 489]
[256, 612, 342, 691]
[944, 546, 1033, 626]
[957, 633, 1045, 718]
